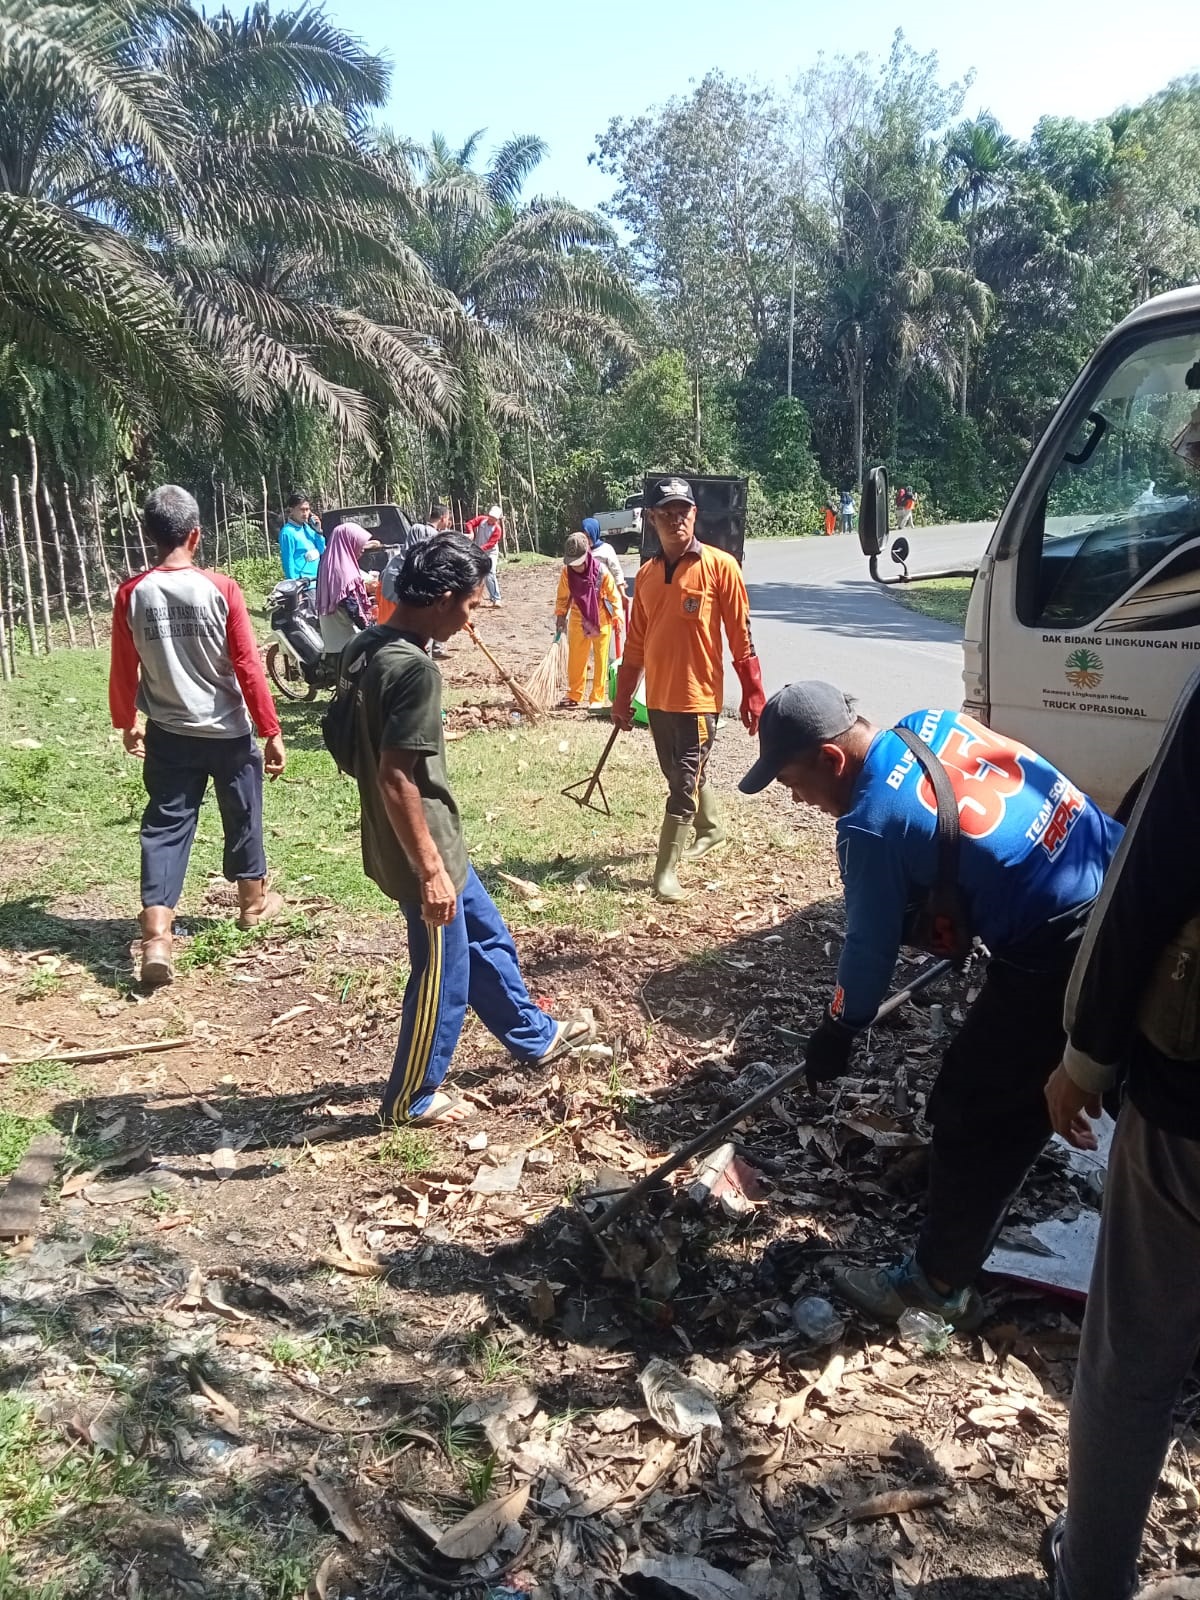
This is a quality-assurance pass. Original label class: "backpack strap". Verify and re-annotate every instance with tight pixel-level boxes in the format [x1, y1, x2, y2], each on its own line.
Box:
[893, 725, 962, 923]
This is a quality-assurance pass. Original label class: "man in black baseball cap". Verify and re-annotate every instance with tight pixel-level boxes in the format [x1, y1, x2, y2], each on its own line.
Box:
[740, 681, 1121, 1332]
[738, 681, 857, 804]
[613, 473, 764, 901]
[643, 476, 696, 510]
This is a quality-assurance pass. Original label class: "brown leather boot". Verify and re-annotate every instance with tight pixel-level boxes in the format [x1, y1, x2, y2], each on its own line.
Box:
[139, 907, 174, 987]
[236, 876, 285, 931]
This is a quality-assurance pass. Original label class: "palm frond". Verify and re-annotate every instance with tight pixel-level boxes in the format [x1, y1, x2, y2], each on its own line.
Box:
[486, 134, 548, 208]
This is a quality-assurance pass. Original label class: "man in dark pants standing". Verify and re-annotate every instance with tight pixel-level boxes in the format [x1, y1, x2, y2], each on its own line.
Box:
[1043, 671, 1200, 1600]
[110, 486, 286, 986]
[612, 476, 764, 902]
[740, 682, 1122, 1328]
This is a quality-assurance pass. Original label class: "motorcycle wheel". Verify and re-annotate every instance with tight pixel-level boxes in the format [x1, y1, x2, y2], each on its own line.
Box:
[266, 642, 318, 703]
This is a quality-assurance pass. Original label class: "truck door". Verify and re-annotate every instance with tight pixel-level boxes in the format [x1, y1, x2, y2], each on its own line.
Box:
[980, 323, 1200, 812]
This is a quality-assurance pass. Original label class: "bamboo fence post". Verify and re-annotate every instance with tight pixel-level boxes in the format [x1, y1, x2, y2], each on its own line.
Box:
[218, 480, 231, 567]
[61, 484, 98, 648]
[112, 477, 133, 574]
[495, 472, 512, 557]
[525, 418, 540, 553]
[0, 511, 12, 681]
[25, 438, 53, 652]
[10, 476, 38, 655]
[208, 470, 219, 568]
[0, 509, 14, 678]
[39, 480, 76, 647]
[89, 478, 116, 601]
[121, 474, 148, 568]
[260, 476, 271, 558]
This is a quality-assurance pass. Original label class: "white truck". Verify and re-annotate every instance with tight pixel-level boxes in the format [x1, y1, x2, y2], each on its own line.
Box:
[590, 495, 643, 554]
[860, 284, 1200, 814]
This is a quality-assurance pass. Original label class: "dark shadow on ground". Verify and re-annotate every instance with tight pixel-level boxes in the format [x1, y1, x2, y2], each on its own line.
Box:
[0, 895, 266, 992]
[746, 578, 963, 644]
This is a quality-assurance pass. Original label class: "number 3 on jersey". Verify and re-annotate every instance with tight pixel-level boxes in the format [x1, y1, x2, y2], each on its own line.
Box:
[916, 718, 1032, 838]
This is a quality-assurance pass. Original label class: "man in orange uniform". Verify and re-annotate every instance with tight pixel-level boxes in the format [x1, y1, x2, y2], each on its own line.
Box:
[613, 477, 765, 901]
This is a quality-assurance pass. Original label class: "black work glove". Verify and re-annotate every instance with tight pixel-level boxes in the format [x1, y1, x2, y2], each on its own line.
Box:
[804, 1012, 858, 1092]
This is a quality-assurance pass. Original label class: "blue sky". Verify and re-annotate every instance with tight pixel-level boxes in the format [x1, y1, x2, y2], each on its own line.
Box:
[324, 0, 1198, 210]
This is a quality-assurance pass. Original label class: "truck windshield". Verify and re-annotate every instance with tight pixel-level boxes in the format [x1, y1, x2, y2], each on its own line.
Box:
[1018, 330, 1200, 631]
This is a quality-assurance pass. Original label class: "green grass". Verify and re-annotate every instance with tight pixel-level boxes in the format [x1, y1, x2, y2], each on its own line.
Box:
[9, 1059, 78, 1096]
[175, 920, 259, 971]
[16, 971, 62, 1003]
[266, 1324, 378, 1376]
[463, 1331, 528, 1382]
[888, 575, 973, 629]
[0, 1112, 54, 1178]
[0, 1395, 149, 1565]
[464, 1453, 498, 1506]
[0, 649, 665, 930]
[375, 1125, 435, 1176]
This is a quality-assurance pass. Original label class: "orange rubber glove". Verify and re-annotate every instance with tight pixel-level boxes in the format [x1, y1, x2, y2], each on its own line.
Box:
[734, 654, 766, 736]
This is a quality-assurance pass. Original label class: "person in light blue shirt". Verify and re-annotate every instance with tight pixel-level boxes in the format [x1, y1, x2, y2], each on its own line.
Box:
[740, 681, 1122, 1331]
[278, 491, 325, 580]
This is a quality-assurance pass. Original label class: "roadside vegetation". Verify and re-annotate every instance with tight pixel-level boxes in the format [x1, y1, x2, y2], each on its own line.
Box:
[889, 575, 975, 629]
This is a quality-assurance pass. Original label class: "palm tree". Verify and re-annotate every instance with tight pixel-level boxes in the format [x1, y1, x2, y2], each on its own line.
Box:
[944, 115, 1014, 416]
[0, 0, 214, 433]
[0, 1, 456, 474]
[825, 266, 874, 490]
[152, 5, 458, 454]
[402, 131, 639, 510]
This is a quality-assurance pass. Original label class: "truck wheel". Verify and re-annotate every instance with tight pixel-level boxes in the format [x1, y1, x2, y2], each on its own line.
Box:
[266, 643, 317, 702]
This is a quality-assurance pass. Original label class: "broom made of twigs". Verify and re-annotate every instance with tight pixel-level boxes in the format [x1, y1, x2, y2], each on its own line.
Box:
[523, 632, 569, 711]
[465, 624, 541, 723]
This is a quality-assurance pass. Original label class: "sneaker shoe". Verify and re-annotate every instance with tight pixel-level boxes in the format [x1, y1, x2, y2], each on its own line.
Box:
[832, 1253, 984, 1331]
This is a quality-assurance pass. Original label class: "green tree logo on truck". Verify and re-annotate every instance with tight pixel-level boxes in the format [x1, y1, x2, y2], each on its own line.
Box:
[1064, 648, 1103, 689]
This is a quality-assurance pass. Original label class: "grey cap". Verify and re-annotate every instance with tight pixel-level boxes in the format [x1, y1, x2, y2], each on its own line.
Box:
[739, 681, 856, 794]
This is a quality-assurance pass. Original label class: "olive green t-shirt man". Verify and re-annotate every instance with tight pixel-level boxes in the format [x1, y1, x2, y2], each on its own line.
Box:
[354, 634, 469, 905]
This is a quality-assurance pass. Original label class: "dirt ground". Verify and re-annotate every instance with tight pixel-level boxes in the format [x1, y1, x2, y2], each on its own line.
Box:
[2, 558, 1199, 1600]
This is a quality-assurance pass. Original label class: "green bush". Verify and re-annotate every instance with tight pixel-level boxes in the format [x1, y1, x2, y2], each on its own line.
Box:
[225, 556, 280, 614]
[745, 473, 826, 539]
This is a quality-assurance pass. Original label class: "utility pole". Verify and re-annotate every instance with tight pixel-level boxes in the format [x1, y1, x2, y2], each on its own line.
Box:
[787, 239, 796, 400]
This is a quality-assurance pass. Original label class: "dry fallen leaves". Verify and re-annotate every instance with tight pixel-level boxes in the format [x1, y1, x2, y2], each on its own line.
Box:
[302, 1472, 364, 1544]
[848, 1486, 950, 1523]
[434, 1483, 529, 1561]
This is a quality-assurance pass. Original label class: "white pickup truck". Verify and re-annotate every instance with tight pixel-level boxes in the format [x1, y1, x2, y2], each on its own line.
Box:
[590, 495, 643, 554]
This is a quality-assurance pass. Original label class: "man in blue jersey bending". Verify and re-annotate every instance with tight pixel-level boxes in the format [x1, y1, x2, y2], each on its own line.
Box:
[741, 682, 1123, 1330]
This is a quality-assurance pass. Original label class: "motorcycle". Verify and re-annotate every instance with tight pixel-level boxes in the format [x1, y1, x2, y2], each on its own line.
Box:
[265, 579, 337, 702]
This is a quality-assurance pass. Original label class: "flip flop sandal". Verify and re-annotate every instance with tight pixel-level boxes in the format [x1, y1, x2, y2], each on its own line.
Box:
[406, 1092, 474, 1127]
[536, 1014, 597, 1066]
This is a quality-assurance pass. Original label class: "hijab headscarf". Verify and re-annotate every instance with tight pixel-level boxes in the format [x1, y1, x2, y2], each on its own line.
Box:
[563, 530, 601, 636]
[316, 522, 371, 619]
[582, 516, 602, 547]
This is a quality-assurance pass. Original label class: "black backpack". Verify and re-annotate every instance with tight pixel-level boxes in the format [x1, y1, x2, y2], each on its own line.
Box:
[893, 726, 972, 961]
[321, 625, 404, 777]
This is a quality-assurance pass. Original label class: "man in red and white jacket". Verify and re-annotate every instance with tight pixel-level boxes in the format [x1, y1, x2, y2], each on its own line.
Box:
[109, 484, 286, 985]
[464, 504, 504, 606]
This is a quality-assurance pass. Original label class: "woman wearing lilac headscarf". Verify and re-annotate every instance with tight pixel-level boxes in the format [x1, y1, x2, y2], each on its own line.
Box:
[316, 522, 379, 652]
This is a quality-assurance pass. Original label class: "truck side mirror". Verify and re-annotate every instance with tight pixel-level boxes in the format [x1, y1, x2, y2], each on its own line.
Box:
[858, 466, 889, 557]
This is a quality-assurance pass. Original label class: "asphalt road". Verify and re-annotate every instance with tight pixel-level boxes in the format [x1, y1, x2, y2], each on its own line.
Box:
[742, 522, 995, 725]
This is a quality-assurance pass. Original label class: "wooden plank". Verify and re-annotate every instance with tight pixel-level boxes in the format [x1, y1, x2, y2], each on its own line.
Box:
[0, 1133, 63, 1238]
[10, 1035, 193, 1068]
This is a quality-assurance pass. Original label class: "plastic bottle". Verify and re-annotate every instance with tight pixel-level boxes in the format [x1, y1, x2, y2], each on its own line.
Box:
[790, 1294, 845, 1347]
[897, 1307, 952, 1353]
